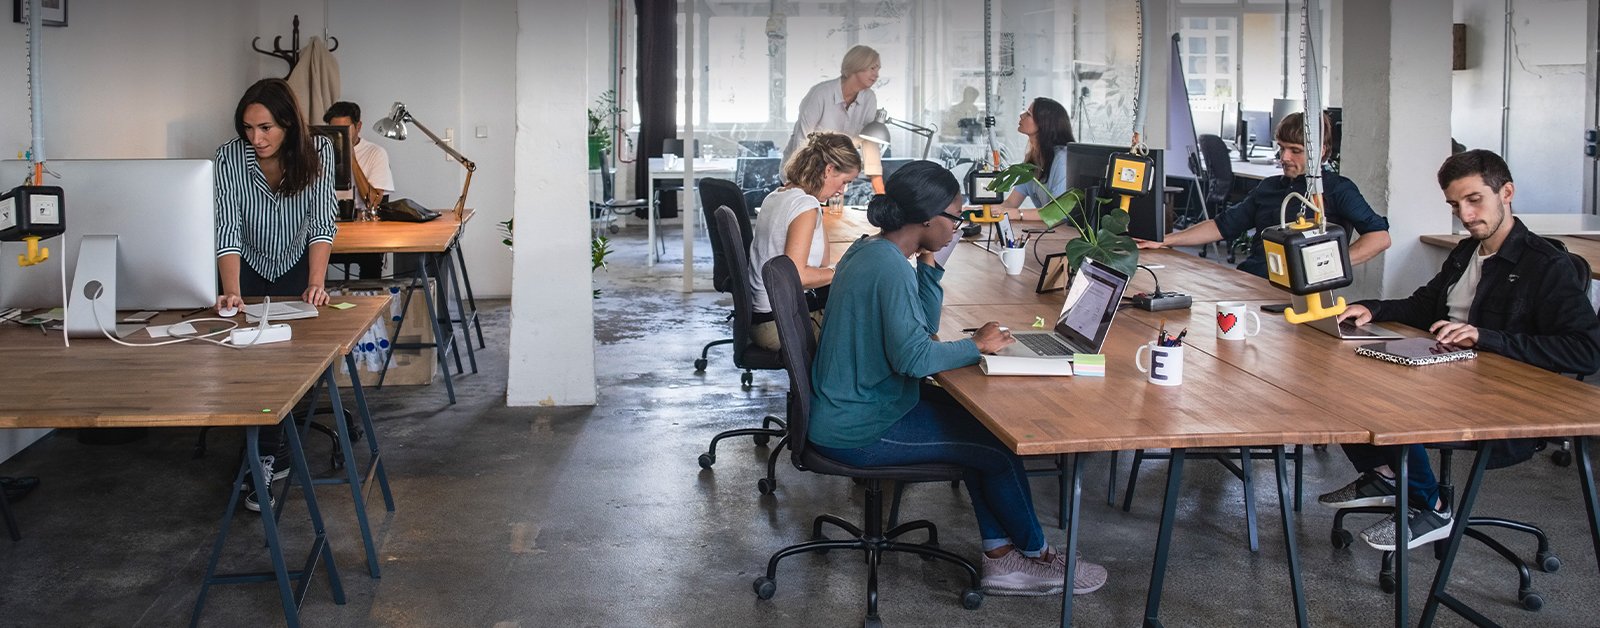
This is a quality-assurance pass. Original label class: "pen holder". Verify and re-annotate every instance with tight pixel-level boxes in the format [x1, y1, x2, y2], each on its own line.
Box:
[1135, 342, 1184, 386]
[999, 247, 1026, 275]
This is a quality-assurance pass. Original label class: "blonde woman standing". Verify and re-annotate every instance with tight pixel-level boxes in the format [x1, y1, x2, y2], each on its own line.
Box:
[782, 45, 881, 165]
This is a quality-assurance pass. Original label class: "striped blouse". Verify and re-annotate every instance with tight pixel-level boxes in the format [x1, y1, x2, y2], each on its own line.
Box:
[214, 136, 339, 281]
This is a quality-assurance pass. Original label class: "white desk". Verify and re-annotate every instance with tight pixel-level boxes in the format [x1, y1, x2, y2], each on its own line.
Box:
[1232, 159, 1281, 181]
[646, 157, 737, 267]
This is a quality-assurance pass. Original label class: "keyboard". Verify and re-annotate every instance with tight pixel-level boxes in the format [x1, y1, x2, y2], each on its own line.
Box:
[1018, 333, 1072, 357]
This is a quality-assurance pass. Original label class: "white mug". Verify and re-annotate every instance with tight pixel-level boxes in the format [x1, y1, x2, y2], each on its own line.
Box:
[999, 248, 1026, 275]
[1215, 301, 1261, 341]
[1134, 342, 1184, 386]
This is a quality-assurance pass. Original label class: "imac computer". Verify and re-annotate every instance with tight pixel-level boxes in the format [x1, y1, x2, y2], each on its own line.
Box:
[1062, 143, 1166, 243]
[0, 159, 217, 336]
[310, 125, 356, 220]
[1239, 110, 1274, 156]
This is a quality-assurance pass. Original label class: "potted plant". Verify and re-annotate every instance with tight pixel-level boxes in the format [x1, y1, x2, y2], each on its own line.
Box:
[499, 219, 613, 298]
[588, 90, 624, 170]
[988, 163, 1140, 279]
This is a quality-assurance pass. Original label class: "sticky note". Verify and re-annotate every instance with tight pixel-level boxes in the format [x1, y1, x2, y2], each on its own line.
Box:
[330, 302, 357, 310]
[1033, 316, 1046, 329]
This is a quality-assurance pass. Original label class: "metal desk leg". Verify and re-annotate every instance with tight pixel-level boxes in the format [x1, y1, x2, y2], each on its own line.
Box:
[317, 366, 382, 578]
[1275, 446, 1309, 628]
[1106, 450, 1119, 507]
[346, 353, 396, 512]
[1241, 447, 1260, 552]
[441, 248, 478, 374]
[375, 278, 413, 389]
[1394, 448, 1411, 628]
[451, 238, 485, 349]
[1143, 447, 1187, 628]
[416, 259, 457, 403]
[1059, 453, 1083, 628]
[1420, 446, 1492, 626]
[281, 409, 346, 605]
[1579, 436, 1600, 592]
[430, 253, 465, 376]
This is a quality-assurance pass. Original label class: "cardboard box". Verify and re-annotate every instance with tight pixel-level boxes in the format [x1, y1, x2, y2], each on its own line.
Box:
[330, 279, 439, 387]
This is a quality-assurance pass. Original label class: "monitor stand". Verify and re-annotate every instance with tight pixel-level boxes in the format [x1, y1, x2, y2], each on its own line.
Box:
[64, 234, 139, 339]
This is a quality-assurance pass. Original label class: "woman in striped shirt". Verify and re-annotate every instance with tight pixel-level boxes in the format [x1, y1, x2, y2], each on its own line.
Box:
[214, 78, 338, 314]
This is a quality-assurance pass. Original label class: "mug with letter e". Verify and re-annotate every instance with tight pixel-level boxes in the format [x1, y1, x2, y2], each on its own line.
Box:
[1215, 301, 1261, 341]
[1135, 342, 1184, 386]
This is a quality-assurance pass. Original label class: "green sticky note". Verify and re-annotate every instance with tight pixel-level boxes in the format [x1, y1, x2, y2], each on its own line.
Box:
[1032, 316, 1046, 329]
[330, 302, 357, 310]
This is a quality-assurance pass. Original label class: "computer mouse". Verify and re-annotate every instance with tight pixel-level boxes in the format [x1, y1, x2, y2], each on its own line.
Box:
[218, 306, 239, 318]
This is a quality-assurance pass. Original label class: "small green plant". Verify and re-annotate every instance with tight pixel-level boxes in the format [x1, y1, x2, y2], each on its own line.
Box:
[588, 90, 624, 156]
[988, 162, 1139, 278]
[497, 219, 613, 298]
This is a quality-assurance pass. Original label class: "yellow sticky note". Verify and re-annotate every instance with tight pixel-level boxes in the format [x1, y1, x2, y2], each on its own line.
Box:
[330, 302, 357, 310]
[1033, 316, 1046, 329]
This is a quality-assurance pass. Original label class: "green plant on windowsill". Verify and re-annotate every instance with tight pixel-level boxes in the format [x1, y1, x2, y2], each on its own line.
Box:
[588, 90, 624, 169]
[498, 218, 613, 298]
[986, 162, 1140, 279]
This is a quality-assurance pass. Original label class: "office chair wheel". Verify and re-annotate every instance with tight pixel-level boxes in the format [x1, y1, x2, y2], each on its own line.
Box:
[693, 358, 708, 374]
[1378, 572, 1396, 594]
[1551, 449, 1572, 467]
[961, 589, 984, 610]
[698, 453, 715, 469]
[608, 224, 619, 234]
[757, 477, 776, 495]
[1331, 528, 1353, 549]
[752, 576, 776, 600]
[741, 371, 754, 388]
[1537, 551, 1561, 573]
[1519, 590, 1544, 612]
[753, 434, 772, 447]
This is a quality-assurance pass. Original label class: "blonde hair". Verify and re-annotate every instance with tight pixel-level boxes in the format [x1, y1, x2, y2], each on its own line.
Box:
[783, 132, 863, 194]
[840, 45, 880, 78]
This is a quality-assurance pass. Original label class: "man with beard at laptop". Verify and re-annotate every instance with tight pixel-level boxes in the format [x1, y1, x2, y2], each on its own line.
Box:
[1317, 149, 1600, 551]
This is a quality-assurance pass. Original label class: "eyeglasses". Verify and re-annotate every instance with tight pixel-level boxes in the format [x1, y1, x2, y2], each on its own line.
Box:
[938, 211, 966, 227]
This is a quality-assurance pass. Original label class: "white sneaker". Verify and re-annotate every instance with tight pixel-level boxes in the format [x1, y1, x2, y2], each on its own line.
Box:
[981, 548, 1065, 596]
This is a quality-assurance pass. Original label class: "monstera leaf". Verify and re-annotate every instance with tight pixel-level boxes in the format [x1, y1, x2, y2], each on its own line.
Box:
[988, 163, 1140, 278]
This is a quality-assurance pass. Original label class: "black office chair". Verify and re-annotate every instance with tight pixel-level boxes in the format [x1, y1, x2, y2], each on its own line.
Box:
[1329, 240, 1592, 610]
[692, 179, 755, 377]
[752, 255, 983, 625]
[696, 206, 788, 495]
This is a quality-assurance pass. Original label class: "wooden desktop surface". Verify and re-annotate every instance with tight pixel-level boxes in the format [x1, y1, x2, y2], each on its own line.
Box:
[1422, 232, 1600, 280]
[332, 208, 475, 254]
[933, 305, 1365, 456]
[0, 298, 390, 429]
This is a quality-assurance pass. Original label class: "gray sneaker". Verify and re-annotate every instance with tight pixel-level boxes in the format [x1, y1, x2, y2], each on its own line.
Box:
[1050, 550, 1109, 595]
[981, 548, 1066, 596]
[1360, 507, 1454, 551]
[1318, 472, 1396, 509]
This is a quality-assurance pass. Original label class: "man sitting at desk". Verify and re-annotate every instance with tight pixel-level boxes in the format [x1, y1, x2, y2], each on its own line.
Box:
[1135, 112, 1392, 279]
[1319, 149, 1600, 551]
[325, 101, 395, 278]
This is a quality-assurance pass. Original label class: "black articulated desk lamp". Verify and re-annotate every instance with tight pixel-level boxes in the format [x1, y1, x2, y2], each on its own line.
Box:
[373, 102, 477, 219]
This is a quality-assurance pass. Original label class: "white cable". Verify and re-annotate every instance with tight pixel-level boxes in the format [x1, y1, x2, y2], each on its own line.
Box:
[89, 302, 241, 348]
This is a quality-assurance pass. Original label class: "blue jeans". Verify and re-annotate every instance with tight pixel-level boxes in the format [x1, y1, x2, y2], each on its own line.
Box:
[1341, 443, 1441, 509]
[812, 384, 1046, 553]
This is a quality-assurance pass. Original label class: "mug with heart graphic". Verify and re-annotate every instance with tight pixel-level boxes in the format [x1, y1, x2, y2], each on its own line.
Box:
[1216, 301, 1261, 341]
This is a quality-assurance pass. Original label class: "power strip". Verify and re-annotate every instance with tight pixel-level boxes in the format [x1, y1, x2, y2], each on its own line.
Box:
[1131, 292, 1193, 312]
[229, 322, 293, 346]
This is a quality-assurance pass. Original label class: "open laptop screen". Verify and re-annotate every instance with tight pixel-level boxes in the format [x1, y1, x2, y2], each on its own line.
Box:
[1053, 258, 1130, 353]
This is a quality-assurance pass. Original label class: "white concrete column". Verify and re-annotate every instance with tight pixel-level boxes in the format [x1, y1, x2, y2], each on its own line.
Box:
[508, 0, 597, 406]
[1341, 0, 1454, 299]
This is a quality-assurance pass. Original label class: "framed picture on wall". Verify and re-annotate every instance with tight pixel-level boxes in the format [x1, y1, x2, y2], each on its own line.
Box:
[12, 0, 67, 27]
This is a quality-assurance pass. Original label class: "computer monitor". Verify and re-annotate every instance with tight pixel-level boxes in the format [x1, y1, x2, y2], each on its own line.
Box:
[0, 159, 217, 322]
[1062, 143, 1166, 243]
[1239, 110, 1273, 153]
[310, 125, 353, 191]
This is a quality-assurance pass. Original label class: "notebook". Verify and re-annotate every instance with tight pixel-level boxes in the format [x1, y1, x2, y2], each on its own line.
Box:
[243, 301, 320, 322]
[1355, 338, 1476, 366]
[996, 258, 1130, 360]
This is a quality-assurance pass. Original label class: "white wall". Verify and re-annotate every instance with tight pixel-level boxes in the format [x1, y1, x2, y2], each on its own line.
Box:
[508, 0, 597, 407]
[0, 0, 256, 461]
[1452, 0, 1591, 214]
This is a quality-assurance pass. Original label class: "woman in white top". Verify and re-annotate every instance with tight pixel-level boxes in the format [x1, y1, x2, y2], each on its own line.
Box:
[997, 97, 1076, 211]
[781, 45, 880, 166]
[748, 132, 863, 351]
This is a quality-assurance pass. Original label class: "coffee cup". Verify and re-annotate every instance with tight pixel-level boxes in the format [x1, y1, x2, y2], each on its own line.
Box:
[1134, 342, 1184, 386]
[1215, 301, 1261, 341]
[999, 248, 1025, 275]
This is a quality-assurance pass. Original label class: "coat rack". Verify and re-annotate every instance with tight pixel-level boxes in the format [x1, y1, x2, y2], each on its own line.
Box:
[252, 15, 338, 72]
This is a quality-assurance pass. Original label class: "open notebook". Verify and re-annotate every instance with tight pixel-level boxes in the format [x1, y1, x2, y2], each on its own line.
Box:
[243, 301, 320, 322]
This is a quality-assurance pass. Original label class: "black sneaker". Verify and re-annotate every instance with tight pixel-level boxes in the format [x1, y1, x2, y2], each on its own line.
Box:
[1360, 507, 1454, 551]
[242, 455, 288, 513]
[1317, 471, 1397, 509]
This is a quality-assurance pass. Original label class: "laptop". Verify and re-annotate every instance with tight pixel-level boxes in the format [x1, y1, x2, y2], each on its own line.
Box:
[998, 258, 1130, 359]
[1291, 295, 1404, 340]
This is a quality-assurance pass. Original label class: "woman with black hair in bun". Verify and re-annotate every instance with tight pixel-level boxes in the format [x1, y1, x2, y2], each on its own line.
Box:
[807, 160, 1108, 597]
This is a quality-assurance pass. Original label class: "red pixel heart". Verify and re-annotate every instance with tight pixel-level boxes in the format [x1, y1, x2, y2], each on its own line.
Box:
[1218, 312, 1238, 333]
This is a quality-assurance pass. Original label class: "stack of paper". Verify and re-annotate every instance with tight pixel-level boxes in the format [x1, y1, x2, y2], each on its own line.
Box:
[1072, 354, 1106, 377]
[979, 355, 1074, 377]
[243, 301, 320, 322]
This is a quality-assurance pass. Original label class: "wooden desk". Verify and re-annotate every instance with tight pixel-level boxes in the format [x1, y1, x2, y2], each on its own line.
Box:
[1422, 233, 1600, 280]
[331, 209, 474, 254]
[932, 243, 1284, 306]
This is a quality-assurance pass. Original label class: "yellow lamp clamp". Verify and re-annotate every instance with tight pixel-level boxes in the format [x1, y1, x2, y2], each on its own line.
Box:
[1259, 192, 1352, 323]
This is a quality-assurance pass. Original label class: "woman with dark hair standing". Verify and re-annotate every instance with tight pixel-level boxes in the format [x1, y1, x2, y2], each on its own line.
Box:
[809, 160, 1108, 597]
[213, 78, 338, 511]
[998, 97, 1075, 212]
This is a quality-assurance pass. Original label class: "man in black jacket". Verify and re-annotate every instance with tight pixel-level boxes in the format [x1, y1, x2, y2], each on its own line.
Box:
[1316, 149, 1600, 552]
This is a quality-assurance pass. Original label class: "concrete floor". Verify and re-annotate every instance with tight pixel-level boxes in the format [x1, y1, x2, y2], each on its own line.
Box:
[1, 218, 1597, 627]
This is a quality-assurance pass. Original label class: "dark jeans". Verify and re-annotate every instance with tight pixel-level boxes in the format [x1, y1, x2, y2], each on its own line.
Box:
[236, 254, 311, 457]
[1341, 443, 1441, 509]
[812, 384, 1047, 553]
